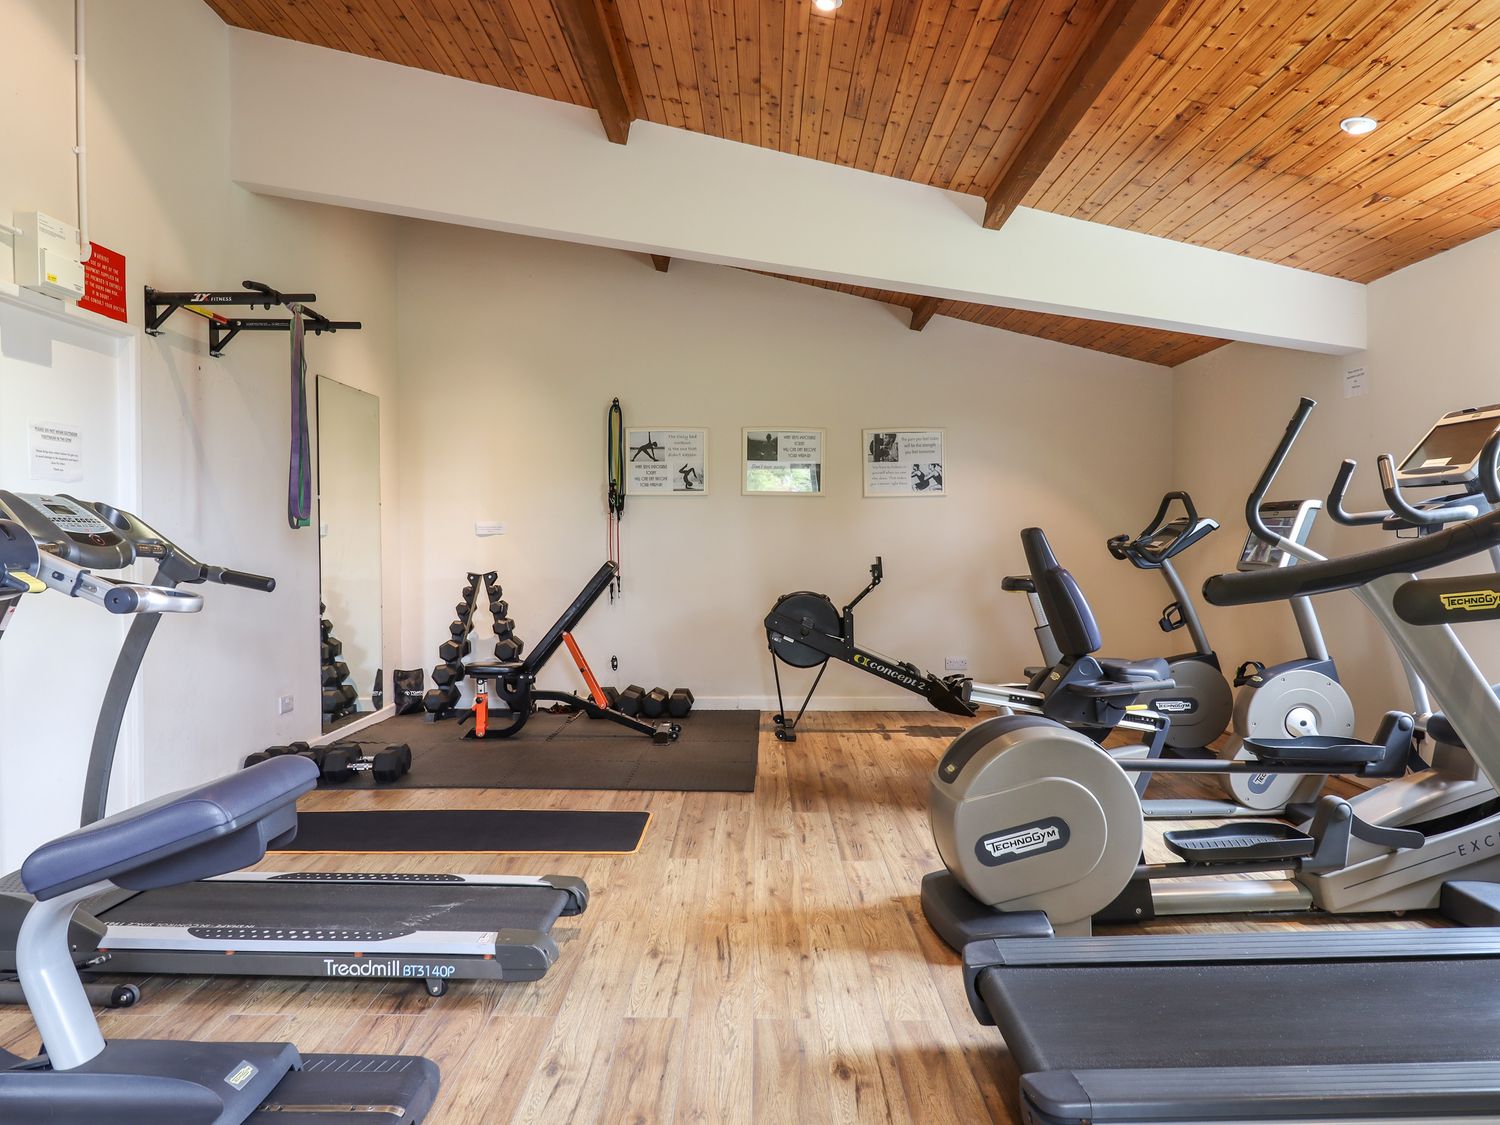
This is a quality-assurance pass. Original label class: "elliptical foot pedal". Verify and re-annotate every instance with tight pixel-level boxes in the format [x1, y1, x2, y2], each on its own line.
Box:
[1242, 735, 1382, 765]
[1164, 822, 1315, 864]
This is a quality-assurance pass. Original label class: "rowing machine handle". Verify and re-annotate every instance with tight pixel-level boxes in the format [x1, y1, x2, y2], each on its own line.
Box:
[207, 566, 277, 593]
[1247, 397, 1317, 546]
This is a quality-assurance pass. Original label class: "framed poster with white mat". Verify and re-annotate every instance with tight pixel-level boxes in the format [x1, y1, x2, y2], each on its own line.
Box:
[863, 429, 945, 497]
[743, 428, 824, 495]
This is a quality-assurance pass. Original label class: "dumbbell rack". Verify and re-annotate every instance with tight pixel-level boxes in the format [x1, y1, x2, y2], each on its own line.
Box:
[423, 571, 525, 719]
[320, 603, 359, 726]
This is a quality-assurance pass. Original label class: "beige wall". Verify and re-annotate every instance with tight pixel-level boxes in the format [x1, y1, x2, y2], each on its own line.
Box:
[394, 222, 1177, 706]
[1, 0, 401, 864]
[1172, 226, 1500, 730]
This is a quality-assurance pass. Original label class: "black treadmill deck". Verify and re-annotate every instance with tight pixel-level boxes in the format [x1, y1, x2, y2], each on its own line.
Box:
[967, 929, 1500, 1122]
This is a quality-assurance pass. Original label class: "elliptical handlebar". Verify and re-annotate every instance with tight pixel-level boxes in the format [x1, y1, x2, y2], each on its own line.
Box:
[1326, 459, 1390, 526]
[1378, 454, 1479, 527]
[1247, 397, 1317, 547]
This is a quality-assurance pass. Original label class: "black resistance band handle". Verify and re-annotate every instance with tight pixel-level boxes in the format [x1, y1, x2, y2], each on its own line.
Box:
[208, 566, 277, 592]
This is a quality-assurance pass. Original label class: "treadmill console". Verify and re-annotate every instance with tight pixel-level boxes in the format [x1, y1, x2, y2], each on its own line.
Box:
[1396, 403, 1500, 487]
[1238, 498, 1320, 571]
[0, 491, 134, 571]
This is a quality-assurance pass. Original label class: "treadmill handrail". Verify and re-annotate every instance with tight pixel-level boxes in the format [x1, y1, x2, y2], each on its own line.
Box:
[1204, 506, 1500, 607]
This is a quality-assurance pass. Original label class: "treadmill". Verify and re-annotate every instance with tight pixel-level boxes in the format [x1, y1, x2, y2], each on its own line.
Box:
[960, 399, 1500, 1122]
[0, 491, 587, 998]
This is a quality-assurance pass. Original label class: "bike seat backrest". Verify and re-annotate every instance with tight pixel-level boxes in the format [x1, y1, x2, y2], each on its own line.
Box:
[1021, 527, 1102, 658]
[21, 756, 316, 901]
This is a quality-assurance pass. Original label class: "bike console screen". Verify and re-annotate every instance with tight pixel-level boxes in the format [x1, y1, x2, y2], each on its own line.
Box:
[1239, 499, 1319, 572]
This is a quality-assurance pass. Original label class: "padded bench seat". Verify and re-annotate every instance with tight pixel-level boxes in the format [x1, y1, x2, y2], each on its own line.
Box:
[462, 660, 524, 679]
[1097, 657, 1171, 684]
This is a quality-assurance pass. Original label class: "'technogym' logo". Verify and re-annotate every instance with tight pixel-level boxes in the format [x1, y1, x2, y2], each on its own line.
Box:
[1439, 589, 1500, 612]
[975, 817, 1071, 866]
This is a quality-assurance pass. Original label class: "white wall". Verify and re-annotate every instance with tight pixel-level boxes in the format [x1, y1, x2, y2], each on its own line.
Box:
[394, 223, 1177, 706]
[1172, 225, 1500, 729]
[0, 0, 402, 866]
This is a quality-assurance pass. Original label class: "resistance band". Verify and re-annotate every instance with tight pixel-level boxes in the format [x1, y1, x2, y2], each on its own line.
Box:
[606, 397, 625, 600]
[287, 304, 312, 530]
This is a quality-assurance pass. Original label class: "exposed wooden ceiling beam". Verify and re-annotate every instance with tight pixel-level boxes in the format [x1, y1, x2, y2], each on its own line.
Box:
[553, 0, 640, 144]
[908, 297, 941, 332]
[983, 0, 1172, 230]
[651, 254, 671, 273]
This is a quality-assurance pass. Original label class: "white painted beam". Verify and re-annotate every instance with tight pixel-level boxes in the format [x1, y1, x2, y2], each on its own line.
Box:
[228, 30, 1366, 354]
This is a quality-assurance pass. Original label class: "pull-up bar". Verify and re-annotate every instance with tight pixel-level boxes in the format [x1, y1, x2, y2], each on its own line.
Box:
[143, 279, 362, 356]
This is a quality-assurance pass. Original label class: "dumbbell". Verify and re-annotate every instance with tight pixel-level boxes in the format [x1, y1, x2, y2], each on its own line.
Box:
[338, 684, 357, 706]
[668, 688, 695, 717]
[493, 636, 524, 661]
[641, 687, 670, 718]
[618, 684, 646, 717]
[489, 598, 508, 618]
[431, 661, 463, 687]
[325, 637, 343, 660]
[321, 689, 342, 714]
[320, 617, 333, 637]
[370, 744, 411, 783]
[448, 618, 471, 640]
[585, 685, 621, 719]
[321, 661, 351, 687]
[424, 684, 460, 713]
[438, 638, 471, 664]
[493, 617, 516, 640]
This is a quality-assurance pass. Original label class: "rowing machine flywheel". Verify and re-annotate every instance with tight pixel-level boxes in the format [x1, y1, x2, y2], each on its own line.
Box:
[766, 592, 840, 668]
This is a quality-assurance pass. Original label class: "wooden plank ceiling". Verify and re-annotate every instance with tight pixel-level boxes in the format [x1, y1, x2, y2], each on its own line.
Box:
[207, 1, 1500, 358]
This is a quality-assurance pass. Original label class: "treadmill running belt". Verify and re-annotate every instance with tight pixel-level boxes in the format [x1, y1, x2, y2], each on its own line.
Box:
[271, 809, 651, 854]
[978, 959, 1500, 1075]
[98, 879, 569, 932]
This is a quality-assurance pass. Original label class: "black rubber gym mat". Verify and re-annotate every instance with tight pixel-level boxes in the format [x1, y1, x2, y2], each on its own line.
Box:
[334, 709, 758, 792]
[271, 809, 651, 854]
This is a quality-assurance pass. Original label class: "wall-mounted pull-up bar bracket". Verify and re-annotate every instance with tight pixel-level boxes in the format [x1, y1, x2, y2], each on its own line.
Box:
[208, 314, 363, 358]
[145, 280, 317, 336]
[143, 279, 361, 357]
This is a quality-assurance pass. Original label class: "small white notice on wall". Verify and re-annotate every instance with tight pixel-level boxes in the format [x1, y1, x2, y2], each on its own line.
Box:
[626, 428, 708, 495]
[1344, 366, 1368, 398]
[28, 421, 83, 482]
[864, 429, 946, 497]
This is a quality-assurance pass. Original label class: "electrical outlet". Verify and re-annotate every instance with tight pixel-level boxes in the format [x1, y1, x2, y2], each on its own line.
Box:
[945, 657, 969, 673]
[278, 694, 294, 715]
[475, 521, 507, 537]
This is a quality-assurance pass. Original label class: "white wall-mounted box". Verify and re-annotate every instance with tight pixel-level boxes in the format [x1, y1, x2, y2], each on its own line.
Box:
[13, 212, 85, 301]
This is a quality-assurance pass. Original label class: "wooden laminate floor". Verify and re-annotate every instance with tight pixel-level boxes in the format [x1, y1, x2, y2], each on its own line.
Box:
[0, 713, 1431, 1123]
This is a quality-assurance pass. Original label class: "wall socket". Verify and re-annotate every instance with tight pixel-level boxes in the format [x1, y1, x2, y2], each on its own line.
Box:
[944, 657, 969, 673]
[278, 694, 294, 715]
[475, 521, 507, 537]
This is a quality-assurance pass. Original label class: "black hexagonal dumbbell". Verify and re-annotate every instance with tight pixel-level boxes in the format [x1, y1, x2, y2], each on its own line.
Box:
[494, 636, 524, 661]
[641, 687, 670, 718]
[489, 598, 508, 618]
[438, 638, 471, 664]
[424, 684, 460, 713]
[668, 688, 695, 717]
[493, 617, 516, 641]
[617, 685, 646, 716]
[431, 662, 463, 687]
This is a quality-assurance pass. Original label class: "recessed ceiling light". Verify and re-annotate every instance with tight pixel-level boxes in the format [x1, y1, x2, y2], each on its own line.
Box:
[813, 0, 843, 10]
[1340, 116, 1379, 136]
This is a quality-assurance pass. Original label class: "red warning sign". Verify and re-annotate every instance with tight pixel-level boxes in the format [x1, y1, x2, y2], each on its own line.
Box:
[78, 242, 126, 323]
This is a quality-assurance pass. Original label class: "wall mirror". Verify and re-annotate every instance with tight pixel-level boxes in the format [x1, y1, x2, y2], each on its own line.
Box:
[317, 376, 382, 731]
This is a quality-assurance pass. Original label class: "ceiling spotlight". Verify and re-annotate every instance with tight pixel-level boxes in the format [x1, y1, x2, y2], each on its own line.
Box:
[1340, 116, 1379, 136]
[813, 0, 843, 10]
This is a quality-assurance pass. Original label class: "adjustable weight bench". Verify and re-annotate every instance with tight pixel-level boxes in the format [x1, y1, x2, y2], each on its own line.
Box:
[460, 561, 681, 744]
